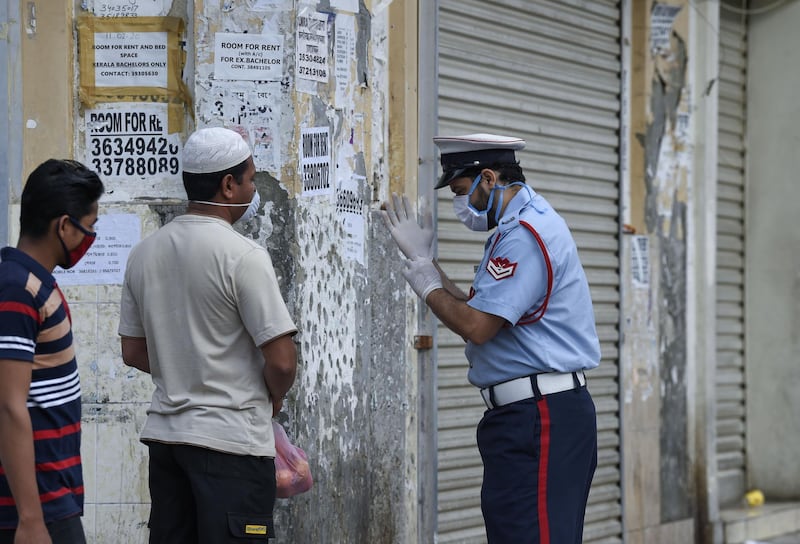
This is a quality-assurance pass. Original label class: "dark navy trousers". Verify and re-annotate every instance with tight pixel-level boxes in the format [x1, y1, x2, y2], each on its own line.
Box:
[477, 385, 597, 544]
[0, 516, 85, 544]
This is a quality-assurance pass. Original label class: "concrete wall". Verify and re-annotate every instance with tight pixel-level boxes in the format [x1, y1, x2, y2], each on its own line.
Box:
[622, 1, 721, 541]
[0, 0, 19, 247]
[5, 1, 420, 542]
[745, 2, 800, 499]
[9, 0, 797, 542]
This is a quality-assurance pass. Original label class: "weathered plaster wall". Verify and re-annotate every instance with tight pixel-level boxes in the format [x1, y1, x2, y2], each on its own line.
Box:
[623, 1, 698, 541]
[20, 1, 73, 176]
[6, 0, 414, 542]
[0, 1, 19, 246]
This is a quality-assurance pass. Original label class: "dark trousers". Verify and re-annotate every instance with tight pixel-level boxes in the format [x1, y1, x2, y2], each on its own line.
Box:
[477, 386, 597, 544]
[146, 441, 276, 544]
[0, 515, 85, 544]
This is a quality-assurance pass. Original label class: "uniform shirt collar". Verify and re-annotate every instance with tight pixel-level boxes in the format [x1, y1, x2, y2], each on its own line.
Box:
[498, 185, 535, 223]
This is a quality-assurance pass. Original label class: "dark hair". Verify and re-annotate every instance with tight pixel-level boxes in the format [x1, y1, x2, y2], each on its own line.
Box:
[462, 162, 526, 184]
[182, 159, 250, 201]
[20, 159, 105, 238]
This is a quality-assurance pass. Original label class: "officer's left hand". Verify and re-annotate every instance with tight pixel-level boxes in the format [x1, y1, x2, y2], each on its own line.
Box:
[402, 257, 442, 301]
[381, 193, 435, 259]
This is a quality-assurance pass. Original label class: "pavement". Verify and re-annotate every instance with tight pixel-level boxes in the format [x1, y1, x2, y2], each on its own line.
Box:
[747, 535, 800, 544]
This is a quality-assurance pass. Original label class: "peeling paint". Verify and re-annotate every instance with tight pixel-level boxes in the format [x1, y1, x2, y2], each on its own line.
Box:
[6, 0, 412, 540]
[637, 20, 692, 522]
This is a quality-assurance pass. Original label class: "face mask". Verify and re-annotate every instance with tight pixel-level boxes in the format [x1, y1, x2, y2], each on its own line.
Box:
[453, 195, 488, 231]
[237, 190, 260, 224]
[490, 181, 525, 224]
[453, 174, 493, 232]
[192, 189, 260, 224]
[59, 217, 96, 269]
[453, 177, 528, 231]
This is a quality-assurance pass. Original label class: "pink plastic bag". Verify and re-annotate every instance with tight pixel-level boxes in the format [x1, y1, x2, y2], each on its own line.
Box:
[272, 420, 313, 498]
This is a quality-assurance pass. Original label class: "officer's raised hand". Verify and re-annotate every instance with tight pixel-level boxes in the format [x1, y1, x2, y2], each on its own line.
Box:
[380, 193, 434, 259]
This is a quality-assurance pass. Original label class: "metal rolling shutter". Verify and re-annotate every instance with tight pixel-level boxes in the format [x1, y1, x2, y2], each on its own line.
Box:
[435, 1, 623, 542]
[715, 6, 748, 507]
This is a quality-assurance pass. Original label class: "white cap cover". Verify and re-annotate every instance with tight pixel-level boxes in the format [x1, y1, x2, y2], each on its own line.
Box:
[433, 133, 525, 155]
[182, 127, 252, 174]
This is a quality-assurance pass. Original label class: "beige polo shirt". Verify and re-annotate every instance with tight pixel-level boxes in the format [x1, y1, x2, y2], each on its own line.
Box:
[119, 214, 296, 457]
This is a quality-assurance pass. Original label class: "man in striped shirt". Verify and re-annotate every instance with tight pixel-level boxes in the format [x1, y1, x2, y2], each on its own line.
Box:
[0, 159, 104, 544]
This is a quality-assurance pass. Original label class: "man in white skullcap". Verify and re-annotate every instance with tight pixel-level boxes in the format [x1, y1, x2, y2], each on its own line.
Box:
[119, 127, 298, 543]
[382, 133, 600, 543]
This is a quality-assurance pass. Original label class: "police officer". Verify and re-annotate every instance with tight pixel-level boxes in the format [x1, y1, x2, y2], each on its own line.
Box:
[382, 133, 600, 543]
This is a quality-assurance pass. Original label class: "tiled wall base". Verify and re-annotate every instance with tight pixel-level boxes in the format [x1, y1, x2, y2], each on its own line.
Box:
[722, 502, 800, 543]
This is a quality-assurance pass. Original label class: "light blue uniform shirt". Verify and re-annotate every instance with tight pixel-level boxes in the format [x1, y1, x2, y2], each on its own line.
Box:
[466, 187, 601, 388]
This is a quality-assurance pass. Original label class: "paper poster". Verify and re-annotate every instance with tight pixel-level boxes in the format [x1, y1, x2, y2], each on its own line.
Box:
[296, 11, 329, 83]
[336, 175, 366, 264]
[214, 32, 284, 81]
[199, 81, 282, 172]
[300, 126, 331, 196]
[334, 14, 356, 106]
[631, 235, 650, 287]
[91, 0, 165, 17]
[77, 16, 190, 132]
[650, 4, 682, 53]
[250, 0, 292, 10]
[85, 103, 181, 182]
[93, 31, 169, 87]
[53, 214, 141, 286]
[332, 0, 358, 13]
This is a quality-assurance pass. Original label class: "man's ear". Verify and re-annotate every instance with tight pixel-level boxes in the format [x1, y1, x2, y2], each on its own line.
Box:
[219, 174, 236, 199]
[481, 168, 498, 188]
[55, 215, 70, 236]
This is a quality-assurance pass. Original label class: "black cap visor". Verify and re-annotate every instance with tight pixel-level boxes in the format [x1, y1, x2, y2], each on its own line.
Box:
[435, 148, 518, 190]
[435, 167, 469, 189]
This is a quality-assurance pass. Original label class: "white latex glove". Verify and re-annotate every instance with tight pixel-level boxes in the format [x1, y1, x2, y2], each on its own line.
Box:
[402, 257, 442, 301]
[381, 193, 435, 259]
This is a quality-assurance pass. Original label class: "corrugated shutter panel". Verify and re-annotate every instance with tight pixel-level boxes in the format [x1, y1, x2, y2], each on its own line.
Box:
[436, 1, 622, 542]
[716, 7, 747, 507]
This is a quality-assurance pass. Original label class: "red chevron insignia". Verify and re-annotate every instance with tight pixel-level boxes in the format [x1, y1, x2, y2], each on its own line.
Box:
[486, 257, 517, 280]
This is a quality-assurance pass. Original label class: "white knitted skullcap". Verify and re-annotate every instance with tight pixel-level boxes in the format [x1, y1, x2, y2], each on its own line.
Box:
[182, 127, 252, 174]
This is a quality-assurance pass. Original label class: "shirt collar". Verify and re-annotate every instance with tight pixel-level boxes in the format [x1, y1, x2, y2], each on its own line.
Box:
[499, 184, 535, 221]
[0, 246, 57, 287]
[177, 213, 235, 230]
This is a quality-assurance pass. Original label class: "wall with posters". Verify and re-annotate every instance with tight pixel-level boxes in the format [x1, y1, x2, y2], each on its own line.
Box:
[623, 1, 711, 542]
[4, 1, 416, 542]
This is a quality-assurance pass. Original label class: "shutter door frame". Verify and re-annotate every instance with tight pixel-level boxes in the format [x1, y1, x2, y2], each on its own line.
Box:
[715, 6, 748, 507]
[435, 1, 623, 542]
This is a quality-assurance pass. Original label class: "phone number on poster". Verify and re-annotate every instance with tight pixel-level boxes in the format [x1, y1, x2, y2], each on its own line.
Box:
[89, 136, 180, 176]
[91, 156, 180, 177]
[89, 136, 178, 158]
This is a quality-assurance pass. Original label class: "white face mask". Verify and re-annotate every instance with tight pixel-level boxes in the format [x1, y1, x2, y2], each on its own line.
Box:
[237, 190, 260, 223]
[453, 174, 492, 232]
[453, 176, 528, 231]
[453, 194, 489, 231]
[191, 189, 260, 224]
